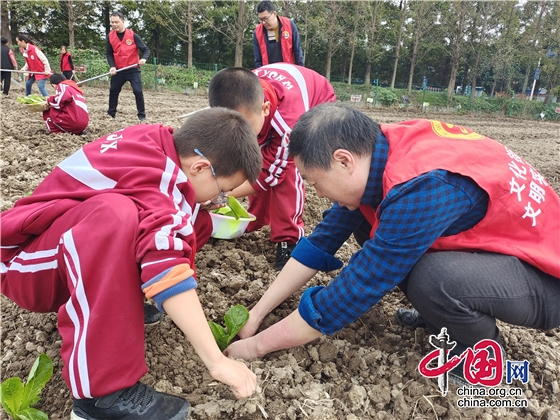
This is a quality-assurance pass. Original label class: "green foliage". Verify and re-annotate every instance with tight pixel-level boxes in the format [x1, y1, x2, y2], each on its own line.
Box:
[209, 305, 250, 352]
[1, 354, 53, 420]
[212, 196, 251, 220]
[17, 95, 45, 104]
[377, 88, 399, 106]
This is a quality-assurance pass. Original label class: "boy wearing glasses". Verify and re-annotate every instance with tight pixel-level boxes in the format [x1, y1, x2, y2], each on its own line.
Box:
[42, 73, 89, 135]
[209, 64, 336, 270]
[253, 1, 304, 68]
[1, 108, 261, 420]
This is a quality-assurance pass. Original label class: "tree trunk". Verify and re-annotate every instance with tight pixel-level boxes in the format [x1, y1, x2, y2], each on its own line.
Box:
[347, 4, 359, 86]
[407, 31, 420, 94]
[103, 2, 111, 37]
[187, 1, 193, 68]
[1, 3, 11, 40]
[390, 0, 407, 89]
[364, 1, 380, 87]
[234, 0, 246, 67]
[325, 35, 333, 81]
[446, 3, 467, 100]
[67, 0, 75, 49]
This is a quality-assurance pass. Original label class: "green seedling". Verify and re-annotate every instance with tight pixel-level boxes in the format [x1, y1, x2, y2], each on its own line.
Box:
[0, 353, 53, 420]
[209, 304, 250, 352]
[211, 196, 250, 220]
[17, 95, 45, 105]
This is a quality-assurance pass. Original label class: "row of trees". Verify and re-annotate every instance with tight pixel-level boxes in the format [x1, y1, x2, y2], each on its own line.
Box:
[1, 0, 559, 102]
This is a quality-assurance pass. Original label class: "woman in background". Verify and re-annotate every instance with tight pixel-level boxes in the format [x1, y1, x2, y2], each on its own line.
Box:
[15, 34, 51, 96]
[60, 45, 75, 80]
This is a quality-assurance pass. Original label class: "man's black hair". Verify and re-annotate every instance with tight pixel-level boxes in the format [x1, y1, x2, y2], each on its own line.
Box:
[257, 1, 275, 14]
[110, 11, 125, 20]
[1, 37, 8, 45]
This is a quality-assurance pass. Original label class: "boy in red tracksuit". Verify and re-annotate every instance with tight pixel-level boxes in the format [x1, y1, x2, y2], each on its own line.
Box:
[208, 63, 336, 270]
[43, 73, 89, 135]
[0, 108, 262, 420]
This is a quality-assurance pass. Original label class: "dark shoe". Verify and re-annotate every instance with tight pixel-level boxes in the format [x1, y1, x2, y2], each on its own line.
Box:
[395, 308, 427, 329]
[107, 112, 115, 118]
[71, 382, 190, 420]
[275, 242, 296, 271]
[138, 115, 146, 121]
[144, 303, 163, 326]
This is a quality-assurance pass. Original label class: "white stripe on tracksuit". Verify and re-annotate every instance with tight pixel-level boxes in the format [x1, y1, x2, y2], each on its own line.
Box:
[62, 230, 93, 399]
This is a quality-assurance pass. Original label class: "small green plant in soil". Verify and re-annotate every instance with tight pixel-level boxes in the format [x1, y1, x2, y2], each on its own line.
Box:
[0, 353, 53, 420]
[209, 304, 250, 351]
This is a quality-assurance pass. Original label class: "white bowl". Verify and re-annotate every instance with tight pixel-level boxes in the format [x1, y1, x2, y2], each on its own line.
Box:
[209, 211, 256, 240]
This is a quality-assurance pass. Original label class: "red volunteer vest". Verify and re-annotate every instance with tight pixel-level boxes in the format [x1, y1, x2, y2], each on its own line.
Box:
[109, 29, 139, 69]
[60, 52, 72, 72]
[255, 16, 295, 65]
[22, 44, 49, 80]
[359, 119, 560, 278]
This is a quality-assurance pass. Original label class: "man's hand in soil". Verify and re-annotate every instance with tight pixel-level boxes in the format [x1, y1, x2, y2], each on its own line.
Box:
[227, 310, 322, 360]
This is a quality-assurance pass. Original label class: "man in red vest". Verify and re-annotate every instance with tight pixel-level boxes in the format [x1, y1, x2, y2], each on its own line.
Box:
[253, 1, 304, 68]
[106, 11, 150, 121]
[224, 104, 560, 386]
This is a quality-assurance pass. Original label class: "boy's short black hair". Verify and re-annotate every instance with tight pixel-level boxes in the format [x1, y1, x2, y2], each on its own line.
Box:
[174, 107, 261, 183]
[257, 1, 275, 14]
[208, 68, 264, 115]
[1, 37, 8, 45]
[290, 103, 380, 170]
[15, 34, 30, 44]
[49, 73, 67, 85]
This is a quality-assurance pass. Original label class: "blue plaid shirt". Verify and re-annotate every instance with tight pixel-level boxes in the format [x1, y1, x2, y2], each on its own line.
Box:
[292, 133, 489, 335]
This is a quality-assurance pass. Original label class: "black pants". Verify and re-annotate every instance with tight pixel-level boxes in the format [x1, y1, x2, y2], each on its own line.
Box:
[63, 71, 73, 80]
[354, 220, 560, 355]
[1, 71, 12, 95]
[108, 69, 145, 119]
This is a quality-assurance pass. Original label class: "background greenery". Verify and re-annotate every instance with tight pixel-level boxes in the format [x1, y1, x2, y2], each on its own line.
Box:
[1, 0, 558, 120]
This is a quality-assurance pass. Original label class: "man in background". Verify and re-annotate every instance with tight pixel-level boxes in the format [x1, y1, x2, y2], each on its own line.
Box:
[106, 11, 150, 121]
[253, 1, 304, 68]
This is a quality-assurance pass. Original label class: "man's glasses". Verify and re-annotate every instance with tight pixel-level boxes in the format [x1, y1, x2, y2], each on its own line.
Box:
[193, 148, 228, 205]
[259, 12, 275, 23]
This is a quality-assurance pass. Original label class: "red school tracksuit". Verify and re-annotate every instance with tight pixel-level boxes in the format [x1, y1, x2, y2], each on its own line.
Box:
[0, 124, 212, 399]
[249, 63, 336, 243]
[43, 80, 89, 134]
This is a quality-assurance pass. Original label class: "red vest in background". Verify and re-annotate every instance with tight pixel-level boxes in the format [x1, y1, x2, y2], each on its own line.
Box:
[60, 52, 72, 72]
[255, 16, 295, 65]
[360, 119, 560, 278]
[22, 43, 49, 80]
[109, 29, 139, 69]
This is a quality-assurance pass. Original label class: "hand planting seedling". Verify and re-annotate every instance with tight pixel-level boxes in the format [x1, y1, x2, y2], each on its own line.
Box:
[0, 353, 53, 420]
[211, 196, 251, 220]
[208, 304, 250, 352]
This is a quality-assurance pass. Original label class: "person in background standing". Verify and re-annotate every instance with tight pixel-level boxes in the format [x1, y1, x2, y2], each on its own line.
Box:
[106, 11, 150, 121]
[253, 1, 304, 68]
[1, 36, 18, 95]
[15, 34, 51, 97]
[60, 45, 75, 81]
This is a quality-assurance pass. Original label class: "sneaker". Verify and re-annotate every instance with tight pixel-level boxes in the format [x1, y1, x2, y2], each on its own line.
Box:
[138, 115, 146, 121]
[71, 382, 190, 420]
[107, 112, 115, 118]
[275, 242, 296, 271]
[394, 308, 427, 329]
[144, 303, 163, 326]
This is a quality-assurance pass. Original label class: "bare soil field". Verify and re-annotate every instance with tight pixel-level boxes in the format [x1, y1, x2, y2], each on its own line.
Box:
[1, 85, 559, 420]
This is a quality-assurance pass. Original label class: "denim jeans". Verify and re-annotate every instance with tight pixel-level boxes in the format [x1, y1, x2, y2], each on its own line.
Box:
[400, 251, 560, 355]
[25, 76, 48, 96]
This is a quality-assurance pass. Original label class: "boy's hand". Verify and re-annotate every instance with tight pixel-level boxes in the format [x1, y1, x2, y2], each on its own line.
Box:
[199, 192, 229, 211]
[208, 355, 257, 398]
